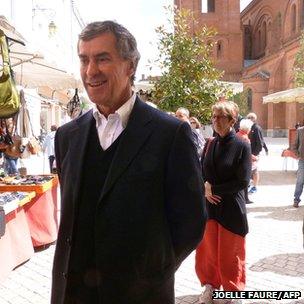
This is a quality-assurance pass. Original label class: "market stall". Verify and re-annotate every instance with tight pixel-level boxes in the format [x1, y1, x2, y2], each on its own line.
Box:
[0, 174, 59, 247]
[0, 191, 35, 282]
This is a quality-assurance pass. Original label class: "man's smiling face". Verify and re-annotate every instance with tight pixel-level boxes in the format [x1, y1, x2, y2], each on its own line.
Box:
[78, 32, 134, 114]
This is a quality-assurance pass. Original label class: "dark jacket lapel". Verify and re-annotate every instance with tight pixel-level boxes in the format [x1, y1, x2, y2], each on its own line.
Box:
[67, 110, 94, 204]
[99, 98, 154, 201]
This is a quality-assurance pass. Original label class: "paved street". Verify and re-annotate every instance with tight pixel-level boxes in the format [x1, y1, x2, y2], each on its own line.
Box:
[0, 137, 303, 304]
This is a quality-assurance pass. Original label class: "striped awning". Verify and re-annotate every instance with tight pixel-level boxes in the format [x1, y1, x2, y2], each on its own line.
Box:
[263, 87, 304, 104]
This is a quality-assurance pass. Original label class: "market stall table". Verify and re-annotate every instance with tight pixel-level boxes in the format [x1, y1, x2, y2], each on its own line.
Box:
[0, 191, 35, 282]
[0, 175, 59, 247]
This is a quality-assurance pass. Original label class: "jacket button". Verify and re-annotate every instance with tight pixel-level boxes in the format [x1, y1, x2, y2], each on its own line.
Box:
[62, 272, 67, 279]
[66, 237, 71, 245]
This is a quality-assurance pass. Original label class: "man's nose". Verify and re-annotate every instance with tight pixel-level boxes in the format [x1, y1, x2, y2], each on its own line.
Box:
[86, 61, 100, 77]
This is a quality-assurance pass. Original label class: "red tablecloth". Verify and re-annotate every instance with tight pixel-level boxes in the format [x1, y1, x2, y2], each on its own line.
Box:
[0, 208, 34, 282]
[0, 176, 59, 247]
[23, 184, 58, 247]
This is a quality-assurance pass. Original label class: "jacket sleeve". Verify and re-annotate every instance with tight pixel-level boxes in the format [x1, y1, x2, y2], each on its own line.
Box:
[291, 129, 300, 156]
[164, 122, 207, 268]
[255, 126, 264, 155]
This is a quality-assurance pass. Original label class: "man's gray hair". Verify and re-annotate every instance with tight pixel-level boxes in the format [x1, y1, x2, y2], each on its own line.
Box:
[78, 20, 141, 84]
[176, 107, 190, 118]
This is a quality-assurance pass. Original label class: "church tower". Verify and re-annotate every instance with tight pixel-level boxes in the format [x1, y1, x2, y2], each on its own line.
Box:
[174, 0, 243, 81]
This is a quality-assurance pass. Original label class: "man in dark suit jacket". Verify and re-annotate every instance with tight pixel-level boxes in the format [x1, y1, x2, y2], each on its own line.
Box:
[51, 20, 206, 304]
[247, 112, 265, 194]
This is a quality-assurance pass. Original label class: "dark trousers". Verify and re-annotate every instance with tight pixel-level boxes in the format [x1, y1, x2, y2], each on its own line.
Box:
[49, 155, 56, 173]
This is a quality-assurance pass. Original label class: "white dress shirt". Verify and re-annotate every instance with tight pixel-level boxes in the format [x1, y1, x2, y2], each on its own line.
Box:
[42, 131, 56, 157]
[92, 93, 136, 150]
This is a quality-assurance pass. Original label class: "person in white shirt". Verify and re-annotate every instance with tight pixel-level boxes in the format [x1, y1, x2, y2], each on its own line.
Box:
[42, 125, 57, 173]
[51, 20, 206, 304]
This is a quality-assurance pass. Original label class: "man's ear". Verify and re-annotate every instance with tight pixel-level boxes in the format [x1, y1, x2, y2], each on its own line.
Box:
[128, 60, 135, 78]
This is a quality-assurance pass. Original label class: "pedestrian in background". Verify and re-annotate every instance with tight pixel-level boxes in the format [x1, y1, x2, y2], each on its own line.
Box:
[175, 108, 205, 158]
[247, 112, 265, 194]
[3, 153, 18, 175]
[51, 20, 206, 304]
[291, 126, 304, 208]
[237, 118, 256, 204]
[190, 116, 206, 156]
[42, 125, 57, 173]
[190, 116, 205, 139]
[196, 101, 251, 304]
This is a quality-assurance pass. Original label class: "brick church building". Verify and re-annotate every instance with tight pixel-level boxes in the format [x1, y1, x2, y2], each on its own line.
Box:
[174, 0, 304, 136]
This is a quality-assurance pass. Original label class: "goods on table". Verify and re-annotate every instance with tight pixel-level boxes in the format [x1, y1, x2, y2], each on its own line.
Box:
[0, 191, 35, 214]
[0, 175, 53, 185]
[0, 175, 58, 194]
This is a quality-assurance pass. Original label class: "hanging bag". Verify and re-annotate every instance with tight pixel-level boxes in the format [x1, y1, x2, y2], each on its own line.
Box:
[3, 117, 24, 159]
[23, 107, 41, 155]
[67, 88, 82, 119]
[0, 29, 20, 119]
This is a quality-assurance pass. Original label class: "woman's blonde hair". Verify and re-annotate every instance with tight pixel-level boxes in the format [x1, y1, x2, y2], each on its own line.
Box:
[211, 100, 239, 121]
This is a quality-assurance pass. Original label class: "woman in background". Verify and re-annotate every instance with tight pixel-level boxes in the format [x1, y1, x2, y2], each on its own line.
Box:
[196, 101, 251, 304]
[189, 116, 206, 158]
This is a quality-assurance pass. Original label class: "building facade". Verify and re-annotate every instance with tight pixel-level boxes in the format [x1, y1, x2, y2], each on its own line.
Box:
[174, 0, 243, 82]
[1, 0, 84, 131]
[175, 0, 304, 136]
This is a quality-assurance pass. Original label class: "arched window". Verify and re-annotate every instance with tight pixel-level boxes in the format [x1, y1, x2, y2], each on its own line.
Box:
[301, 0, 304, 28]
[201, 0, 215, 13]
[216, 41, 223, 58]
[208, 0, 215, 12]
[247, 88, 253, 110]
[258, 30, 261, 52]
[262, 21, 267, 51]
[244, 25, 252, 59]
[292, 4, 297, 32]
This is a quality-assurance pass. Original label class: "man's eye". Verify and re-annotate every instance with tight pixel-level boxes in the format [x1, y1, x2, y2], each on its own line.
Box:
[79, 58, 88, 65]
[97, 57, 109, 62]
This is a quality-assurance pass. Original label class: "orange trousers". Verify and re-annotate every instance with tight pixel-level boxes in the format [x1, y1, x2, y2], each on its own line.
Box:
[195, 219, 246, 291]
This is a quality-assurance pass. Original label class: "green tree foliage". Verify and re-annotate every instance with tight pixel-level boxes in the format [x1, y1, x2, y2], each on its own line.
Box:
[294, 31, 304, 87]
[150, 7, 233, 123]
[232, 89, 250, 117]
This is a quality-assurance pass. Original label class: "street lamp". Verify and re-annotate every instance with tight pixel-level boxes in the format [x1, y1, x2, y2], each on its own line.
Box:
[48, 21, 57, 37]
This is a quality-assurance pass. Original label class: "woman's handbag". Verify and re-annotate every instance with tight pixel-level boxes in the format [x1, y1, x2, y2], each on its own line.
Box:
[4, 134, 24, 158]
[27, 136, 41, 155]
[0, 29, 20, 119]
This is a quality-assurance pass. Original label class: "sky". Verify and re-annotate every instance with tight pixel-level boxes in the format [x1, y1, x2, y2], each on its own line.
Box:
[76, 0, 253, 80]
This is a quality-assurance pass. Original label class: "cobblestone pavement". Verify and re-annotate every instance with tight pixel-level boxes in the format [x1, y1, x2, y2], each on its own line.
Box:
[0, 138, 304, 304]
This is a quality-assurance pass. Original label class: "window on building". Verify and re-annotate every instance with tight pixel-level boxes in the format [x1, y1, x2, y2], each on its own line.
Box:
[258, 30, 261, 52]
[262, 21, 267, 51]
[201, 0, 215, 13]
[217, 41, 223, 58]
[244, 25, 252, 59]
[301, 0, 304, 28]
[247, 88, 253, 110]
[292, 4, 297, 32]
